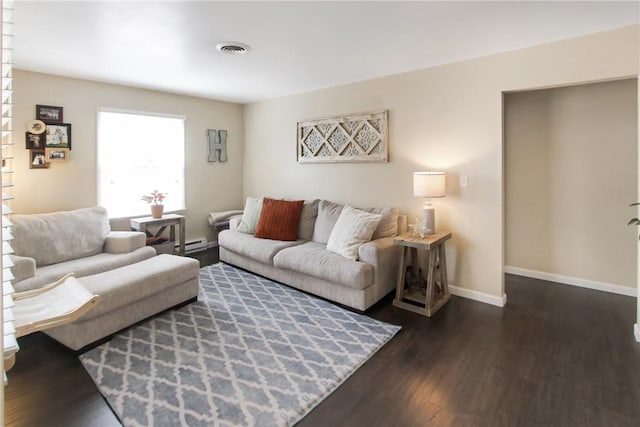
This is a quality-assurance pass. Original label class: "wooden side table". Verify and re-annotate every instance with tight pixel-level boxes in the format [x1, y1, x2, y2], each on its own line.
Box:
[130, 214, 186, 256]
[393, 231, 452, 317]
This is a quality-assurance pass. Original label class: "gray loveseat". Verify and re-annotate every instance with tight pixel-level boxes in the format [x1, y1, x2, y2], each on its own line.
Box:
[10, 206, 200, 350]
[10, 206, 156, 292]
[219, 200, 406, 311]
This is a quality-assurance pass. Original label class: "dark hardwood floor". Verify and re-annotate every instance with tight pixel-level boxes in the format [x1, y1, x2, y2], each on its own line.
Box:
[5, 249, 640, 426]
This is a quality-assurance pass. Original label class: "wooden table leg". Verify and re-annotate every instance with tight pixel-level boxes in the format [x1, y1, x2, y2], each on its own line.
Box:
[179, 217, 186, 256]
[425, 247, 437, 312]
[394, 246, 408, 304]
[439, 244, 449, 297]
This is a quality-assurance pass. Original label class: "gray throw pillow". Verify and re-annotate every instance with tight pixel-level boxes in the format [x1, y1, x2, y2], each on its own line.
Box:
[298, 199, 320, 240]
[312, 200, 344, 244]
[364, 206, 400, 239]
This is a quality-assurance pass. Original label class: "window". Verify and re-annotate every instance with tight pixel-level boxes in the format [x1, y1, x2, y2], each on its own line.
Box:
[97, 109, 185, 218]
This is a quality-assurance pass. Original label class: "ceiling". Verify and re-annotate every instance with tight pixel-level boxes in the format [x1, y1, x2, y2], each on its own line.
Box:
[13, 1, 640, 104]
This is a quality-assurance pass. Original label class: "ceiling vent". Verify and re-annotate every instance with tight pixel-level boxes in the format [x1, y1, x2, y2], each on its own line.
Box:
[216, 42, 251, 55]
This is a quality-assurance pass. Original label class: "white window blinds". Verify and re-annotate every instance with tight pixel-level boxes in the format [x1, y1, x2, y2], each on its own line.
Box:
[1, 0, 17, 387]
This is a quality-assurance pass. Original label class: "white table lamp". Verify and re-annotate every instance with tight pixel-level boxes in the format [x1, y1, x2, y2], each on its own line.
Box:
[413, 171, 446, 234]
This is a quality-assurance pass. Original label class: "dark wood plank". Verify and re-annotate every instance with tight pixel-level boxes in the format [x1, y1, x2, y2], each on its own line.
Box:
[5, 250, 640, 427]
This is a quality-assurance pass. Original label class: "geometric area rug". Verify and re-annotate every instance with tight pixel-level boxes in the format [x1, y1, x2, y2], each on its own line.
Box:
[80, 263, 401, 427]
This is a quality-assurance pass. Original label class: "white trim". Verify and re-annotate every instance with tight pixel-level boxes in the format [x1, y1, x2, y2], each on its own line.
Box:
[505, 266, 637, 297]
[635, 324, 640, 343]
[97, 106, 186, 120]
[208, 241, 219, 249]
[449, 284, 507, 307]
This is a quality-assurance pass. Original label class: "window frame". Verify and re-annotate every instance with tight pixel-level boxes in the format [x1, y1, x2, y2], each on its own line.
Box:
[96, 107, 187, 219]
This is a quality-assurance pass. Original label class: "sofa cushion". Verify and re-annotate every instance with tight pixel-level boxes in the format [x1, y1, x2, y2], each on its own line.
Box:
[218, 230, 303, 265]
[236, 197, 263, 234]
[365, 207, 400, 239]
[298, 199, 320, 240]
[312, 200, 344, 244]
[77, 254, 200, 321]
[11, 206, 111, 267]
[273, 242, 373, 290]
[327, 205, 383, 260]
[12, 246, 157, 292]
[255, 198, 304, 241]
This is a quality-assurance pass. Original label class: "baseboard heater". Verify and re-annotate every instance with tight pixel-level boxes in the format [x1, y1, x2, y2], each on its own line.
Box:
[175, 237, 209, 254]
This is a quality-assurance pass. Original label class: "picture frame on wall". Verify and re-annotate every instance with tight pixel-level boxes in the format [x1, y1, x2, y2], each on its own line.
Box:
[45, 148, 69, 162]
[29, 149, 48, 169]
[36, 105, 63, 124]
[25, 132, 45, 149]
[45, 123, 71, 149]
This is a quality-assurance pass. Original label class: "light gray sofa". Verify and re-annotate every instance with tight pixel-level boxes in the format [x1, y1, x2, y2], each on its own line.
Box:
[10, 206, 200, 351]
[219, 200, 407, 311]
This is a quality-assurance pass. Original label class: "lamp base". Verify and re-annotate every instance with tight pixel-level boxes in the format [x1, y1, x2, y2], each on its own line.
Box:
[422, 205, 435, 234]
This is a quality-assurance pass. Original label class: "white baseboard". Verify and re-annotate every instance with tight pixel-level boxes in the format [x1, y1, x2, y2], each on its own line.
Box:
[208, 241, 218, 248]
[449, 284, 507, 307]
[635, 324, 640, 343]
[504, 266, 637, 297]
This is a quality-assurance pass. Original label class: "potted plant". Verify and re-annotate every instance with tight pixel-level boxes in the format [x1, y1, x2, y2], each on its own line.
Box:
[141, 190, 166, 218]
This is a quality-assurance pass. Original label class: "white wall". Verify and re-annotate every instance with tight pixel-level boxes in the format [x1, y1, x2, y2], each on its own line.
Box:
[505, 79, 637, 290]
[13, 70, 245, 243]
[243, 25, 639, 303]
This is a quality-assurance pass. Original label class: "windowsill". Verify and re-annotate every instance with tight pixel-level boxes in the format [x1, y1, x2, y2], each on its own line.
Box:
[110, 208, 187, 221]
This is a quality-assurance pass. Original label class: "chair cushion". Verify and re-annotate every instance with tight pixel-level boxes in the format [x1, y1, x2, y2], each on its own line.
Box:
[12, 247, 157, 292]
[273, 242, 373, 290]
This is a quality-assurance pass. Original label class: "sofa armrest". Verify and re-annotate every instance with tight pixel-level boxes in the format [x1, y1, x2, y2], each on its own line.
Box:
[358, 237, 401, 289]
[9, 254, 36, 282]
[104, 231, 146, 254]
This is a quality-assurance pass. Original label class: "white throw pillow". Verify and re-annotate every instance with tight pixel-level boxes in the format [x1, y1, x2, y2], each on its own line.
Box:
[236, 197, 263, 234]
[327, 205, 383, 260]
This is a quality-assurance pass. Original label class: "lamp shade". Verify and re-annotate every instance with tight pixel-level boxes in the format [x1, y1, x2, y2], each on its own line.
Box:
[413, 171, 446, 198]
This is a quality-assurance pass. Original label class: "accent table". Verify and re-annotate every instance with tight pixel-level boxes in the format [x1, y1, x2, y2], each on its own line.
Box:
[393, 231, 452, 317]
[130, 214, 186, 256]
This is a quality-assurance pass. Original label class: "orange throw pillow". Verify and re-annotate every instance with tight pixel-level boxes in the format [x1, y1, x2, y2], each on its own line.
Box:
[255, 198, 305, 241]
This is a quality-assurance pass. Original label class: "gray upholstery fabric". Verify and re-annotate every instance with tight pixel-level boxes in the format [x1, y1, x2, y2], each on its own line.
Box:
[298, 199, 320, 240]
[13, 247, 157, 292]
[221, 248, 372, 311]
[12, 207, 111, 266]
[312, 200, 344, 244]
[104, 231, 146, 254]
[45, 255, 199, 351]
[218, 214, 407, 311]
[218, 229, 303, 265]
[365, 207, 400, 239]
[8, 255, 36, 283]
[76, 254, 199, 320]
[274, 242, 372, 290]
[358, 237, 402, 298]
